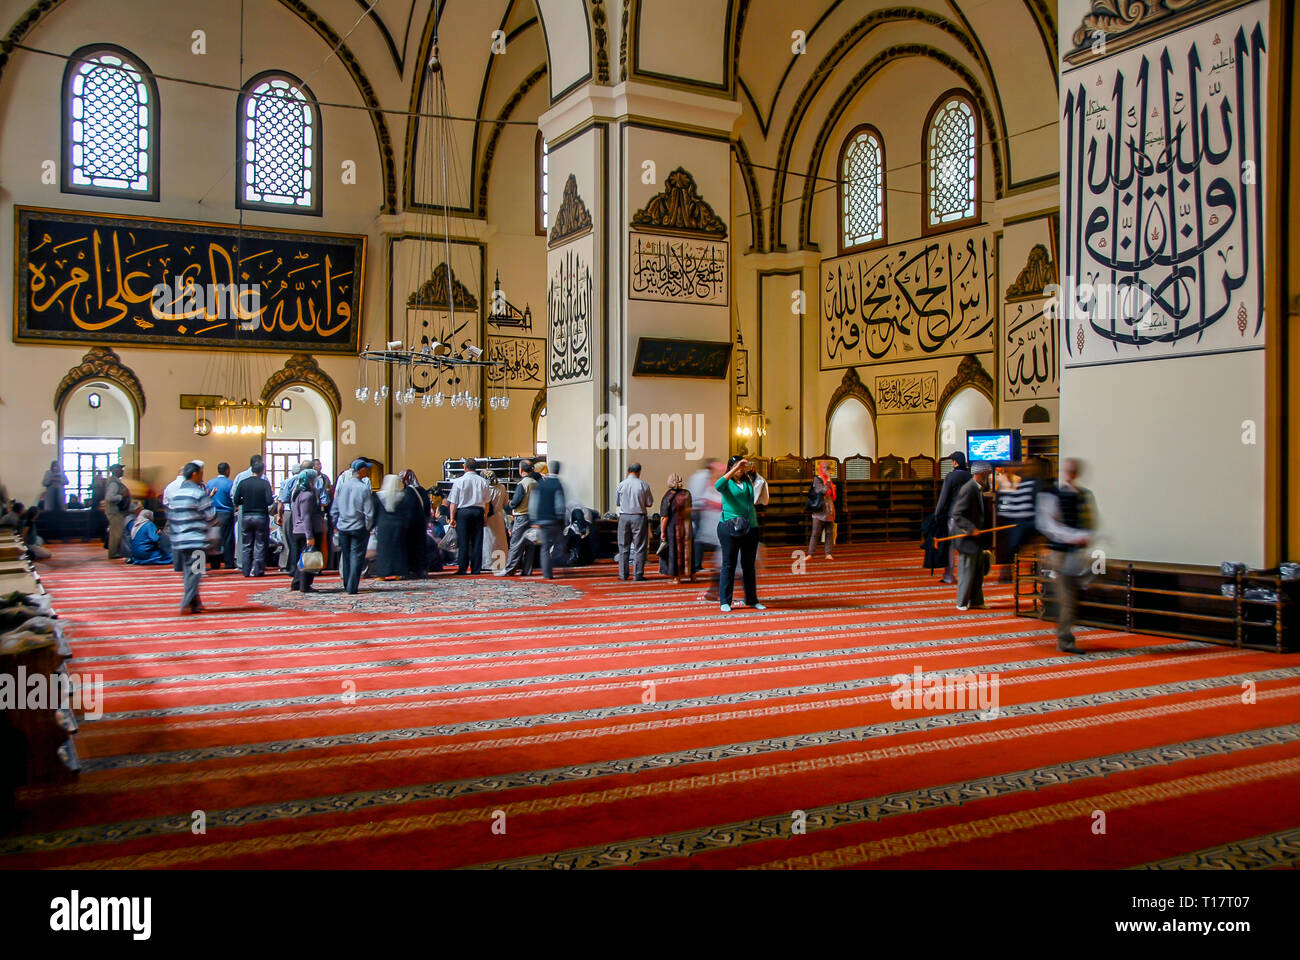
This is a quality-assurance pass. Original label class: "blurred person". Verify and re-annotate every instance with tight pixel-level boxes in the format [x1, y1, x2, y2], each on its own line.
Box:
[169, 462, 216, 614]
[689, 459, 724, 600]
[715, 456, 765, 613]
[658, 473, 694, 583]
[615, 462, 653, 581]
[950, 462, 992, 611]
[1037, 458, 1097, 654]
[528, 459, 567, 579]
[563, 508, 596, 566]
[932, 451, 972, 584]
[481, 469, 510, 572]
[995, 463, 1039, 583]
[807, 461, 837, 560]
[41, 460, 67, 512]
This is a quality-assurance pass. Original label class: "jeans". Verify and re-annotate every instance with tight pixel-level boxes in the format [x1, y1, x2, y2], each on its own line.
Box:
[617, 514, 648, 578]
[338, 529, 367, 594]
[172, 547, 205, 611]
[717, 521, 759, 606]
[241, 513, 269, 576]
[455, 506, 485, 574]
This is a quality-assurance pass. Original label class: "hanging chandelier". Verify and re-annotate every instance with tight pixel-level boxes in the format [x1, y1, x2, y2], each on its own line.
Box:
[355, 1, 505, 412]
[734, 405, 768, 440]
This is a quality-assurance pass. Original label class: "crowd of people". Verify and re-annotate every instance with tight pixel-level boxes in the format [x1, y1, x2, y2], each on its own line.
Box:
[8, 447, 1098, 648]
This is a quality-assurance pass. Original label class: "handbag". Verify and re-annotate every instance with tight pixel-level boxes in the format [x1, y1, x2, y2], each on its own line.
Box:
[298, 549, 324, 571]
[723, 516, 751, 538]
[804, 486, 824, 513]
[366, 531, 379, 559]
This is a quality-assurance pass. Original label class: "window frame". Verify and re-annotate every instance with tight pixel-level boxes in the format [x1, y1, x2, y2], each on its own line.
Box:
[61, 43, 161, 202]
[836, 123, 888, 255]
[921, 88, 981, 237]
[236, 69, 322, 217]
[535, 131, 549, 237]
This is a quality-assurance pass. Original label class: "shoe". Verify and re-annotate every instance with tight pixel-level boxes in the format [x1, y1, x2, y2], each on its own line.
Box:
[752, 603, 767, 611]
[970, 603, 987, 609]
[289, 583, 299, 592]
[634, 576, 647, 582]
[825, 554, 833, 560]
[191, 603, 204, 614]
[180, 607, 195, 615]
[941, 576, 956, 585]
[618, 577, 628, 582]
[956, 604, 969, 611]
[719, 604, 731, 613]
[1057, 638, 1085, 654]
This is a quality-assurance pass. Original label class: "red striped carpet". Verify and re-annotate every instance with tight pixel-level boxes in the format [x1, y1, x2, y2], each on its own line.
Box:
[4, 541, 1300, 869]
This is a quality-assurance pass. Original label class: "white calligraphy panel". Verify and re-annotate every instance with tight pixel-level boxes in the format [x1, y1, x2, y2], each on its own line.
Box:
[875, 371, 939, 415]
[1003, 300, 1059, 401]
[1060, 1, 1267, 367]
[819, 225, 997, 370]
[628, 232, 728, 306]
[547, 234, 594, 386]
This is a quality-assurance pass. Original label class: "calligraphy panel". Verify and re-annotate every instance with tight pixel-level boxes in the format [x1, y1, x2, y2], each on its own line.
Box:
[486, 336, 544, 390]
[16, 206, 364, 353]
[819, 225, 997, 370]
[1003, 299, 1059, 400]
[1060, 1, 1267, 367]
[632, 338, 732, 379]
[547, 234, 594, 386]
[875, 371, 939, 415]
[628, 232, 728, 306]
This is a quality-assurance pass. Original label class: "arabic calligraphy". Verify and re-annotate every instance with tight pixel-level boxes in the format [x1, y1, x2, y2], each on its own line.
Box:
[819, 225, 997, 370]
[628, 233, 728, 306]
[547, 238, 593, 386]
[17, 207, 363, 352]
[1003, 300, 1059, 400]
[486, 337, 543, 389]
[875, 371, 938, 415]
[1060, 2, 1267, 366]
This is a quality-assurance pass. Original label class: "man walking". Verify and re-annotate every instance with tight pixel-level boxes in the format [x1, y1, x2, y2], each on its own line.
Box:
[446, 457, 491, 575]
[104, 463, 132, 559]
[949, 461, 992, 611]
[330, 459, 374, 594]
[615, 462, 653, 581]
[529, 460, 566, 579]
[932, 451, 972, 584]
[233, 459, 274, 576]
[169, 462, 216, 615]
[1036, 458, 1096, 654]
[497, 460, 538, 577]
[205, 462, 236, 569]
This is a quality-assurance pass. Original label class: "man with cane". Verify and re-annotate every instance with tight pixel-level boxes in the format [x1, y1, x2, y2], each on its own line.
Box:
[948, 462, 993, 611]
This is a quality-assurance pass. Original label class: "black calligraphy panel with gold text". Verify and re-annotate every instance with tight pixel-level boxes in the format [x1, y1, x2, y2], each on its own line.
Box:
[16, 207, 364, 353]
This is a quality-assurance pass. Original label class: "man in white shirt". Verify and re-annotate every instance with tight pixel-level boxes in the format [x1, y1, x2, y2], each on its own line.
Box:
[162, 461, 202, 509]
[614, 463, 654, 580]
[446, 457, 492, 575]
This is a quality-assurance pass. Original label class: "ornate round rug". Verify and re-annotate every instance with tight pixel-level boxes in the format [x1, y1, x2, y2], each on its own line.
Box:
[250, 575, 582, 614]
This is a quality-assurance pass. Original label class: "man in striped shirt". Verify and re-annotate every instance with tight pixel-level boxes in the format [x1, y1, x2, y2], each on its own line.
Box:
[995, 465, 1039, 582]
[169, 461, 217, 615]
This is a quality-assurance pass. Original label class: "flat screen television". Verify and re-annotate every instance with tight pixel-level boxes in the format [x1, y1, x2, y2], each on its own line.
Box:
[966, 428, 1021, 465]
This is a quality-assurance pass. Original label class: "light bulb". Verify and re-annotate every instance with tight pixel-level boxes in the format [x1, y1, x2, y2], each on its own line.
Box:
[355, 387, 364, 400]
[372, 391, 382, 406]
[405, 388, 415, 404]
[434, 391, 445, 407]
[501, 396, 511, 410]
[379, 385, 389, 399]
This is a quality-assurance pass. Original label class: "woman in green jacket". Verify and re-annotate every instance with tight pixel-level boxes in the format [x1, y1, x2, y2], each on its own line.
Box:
[713, 455, 766, 613]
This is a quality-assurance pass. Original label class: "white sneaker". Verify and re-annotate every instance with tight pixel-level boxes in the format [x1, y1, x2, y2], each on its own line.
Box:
[720, 604, 732, 613]
[825, 554, 833, 560]
[956, 604, 969, 611]
[752, 603, 767, 611]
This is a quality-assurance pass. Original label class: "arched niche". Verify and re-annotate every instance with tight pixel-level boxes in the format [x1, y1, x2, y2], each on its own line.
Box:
[261, 355, 340, 483]
[532, 389, 548, 458]
[824, 367, 877, 459]
[53, 347, 144, 476]
[935, 355, 995, 455]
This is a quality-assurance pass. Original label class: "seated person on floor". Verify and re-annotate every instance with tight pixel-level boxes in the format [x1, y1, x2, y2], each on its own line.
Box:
[126, 508, 172, 565]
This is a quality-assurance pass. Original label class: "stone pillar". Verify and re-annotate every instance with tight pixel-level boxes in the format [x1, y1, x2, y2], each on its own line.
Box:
[540, 84, 739, 509]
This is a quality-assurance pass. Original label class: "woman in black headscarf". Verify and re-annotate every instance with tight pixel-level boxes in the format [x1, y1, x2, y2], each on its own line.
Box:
[563, 508, 595, 567]
[400, 470, 430, 578]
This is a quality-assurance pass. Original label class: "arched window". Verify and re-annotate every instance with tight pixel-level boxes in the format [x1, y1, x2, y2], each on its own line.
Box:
[536, 132, 549, 236]
[62, 44, 159, 200]
[923, 90, 979, 233]
[238, 71, 320, 215]
[838, 125, 885, 252]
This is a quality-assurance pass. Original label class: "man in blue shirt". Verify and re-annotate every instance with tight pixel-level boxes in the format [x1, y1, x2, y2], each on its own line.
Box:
[205, 461, 236, 569]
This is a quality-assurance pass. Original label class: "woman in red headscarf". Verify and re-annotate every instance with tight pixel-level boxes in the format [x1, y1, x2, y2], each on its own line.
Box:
[808, 461, 837, 560]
